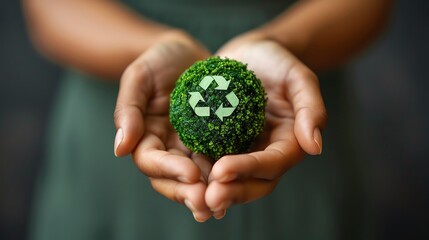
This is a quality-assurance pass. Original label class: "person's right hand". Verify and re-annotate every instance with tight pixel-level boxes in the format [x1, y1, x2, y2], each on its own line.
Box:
[113, 30, 216, 222]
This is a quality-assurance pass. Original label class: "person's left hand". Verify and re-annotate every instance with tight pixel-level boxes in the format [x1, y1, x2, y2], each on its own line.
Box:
[205, 35, 327, 214]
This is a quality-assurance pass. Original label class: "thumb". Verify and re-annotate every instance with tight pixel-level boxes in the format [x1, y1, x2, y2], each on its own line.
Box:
[286, 64, 327, 155]
[113, 63, 152, 157]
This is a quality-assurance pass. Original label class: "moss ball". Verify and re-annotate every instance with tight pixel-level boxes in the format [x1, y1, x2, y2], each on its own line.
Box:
[169, 57, 266, 160]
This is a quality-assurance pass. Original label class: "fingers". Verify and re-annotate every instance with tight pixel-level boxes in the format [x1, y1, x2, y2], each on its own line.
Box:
[205, 178, 279, 213]
[134, 131, 216, 222]
[191, 153, 213, 184]
[137, 140, 217, 222]
[150, 178, 212, 222]
[133, 134, 201, 184]
[285, 64, 327, 155]
[114, 62, 152, 157]
[206, 120, 303, 212]
[210, 139, 303, 183]
[210, 116, 302, 183]
[209, 152, 282, 183]
[206, 139, 301, 214]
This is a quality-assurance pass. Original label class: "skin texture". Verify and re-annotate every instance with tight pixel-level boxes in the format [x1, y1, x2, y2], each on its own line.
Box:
[24, 0, 392, 222]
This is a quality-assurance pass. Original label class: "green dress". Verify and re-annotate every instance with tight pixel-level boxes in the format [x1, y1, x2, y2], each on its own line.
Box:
[30, 0, 367, 239]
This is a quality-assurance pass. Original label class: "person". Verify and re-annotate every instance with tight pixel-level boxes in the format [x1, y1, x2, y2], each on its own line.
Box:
[24, 0, 391, 239]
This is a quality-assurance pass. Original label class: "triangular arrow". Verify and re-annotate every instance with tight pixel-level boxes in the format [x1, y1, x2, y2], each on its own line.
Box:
[215, 103, 236, 121]
[195, 107, 210, 117]
[188, 92, 205, 109]
[213, 76, 231, 90]
[199, 76, 231, 90]
[225, 91, 239, 107]
[191, 76, 239, 120]
[199, 76, 214, 90]
[189, 92, 210, 117]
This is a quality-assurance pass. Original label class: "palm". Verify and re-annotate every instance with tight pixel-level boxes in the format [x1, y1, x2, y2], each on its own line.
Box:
[203, 40, 325, 213]
[136, 41, 306, 220]
[218, 41, 301, 157]
[131, 38, 211, 156]
[115, 34, 216, 222]
[140, 42, 216, 172]
[251, 61, 296, 153]
[115, 36, 325, 221]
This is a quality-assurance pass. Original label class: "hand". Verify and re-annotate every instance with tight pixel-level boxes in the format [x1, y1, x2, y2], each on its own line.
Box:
[113, 30, 217, 222]
[205, 37, 327, 213]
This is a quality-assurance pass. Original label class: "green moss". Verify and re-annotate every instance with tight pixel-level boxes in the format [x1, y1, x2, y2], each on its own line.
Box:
[169, 57, 266, 160]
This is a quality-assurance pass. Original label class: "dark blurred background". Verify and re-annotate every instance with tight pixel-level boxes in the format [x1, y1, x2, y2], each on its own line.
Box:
[0, 1, 61, 240]
[1, 1, 428, 240]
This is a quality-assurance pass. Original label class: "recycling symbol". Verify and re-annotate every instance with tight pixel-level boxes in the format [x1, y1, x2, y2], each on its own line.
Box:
[188, 76, 239, 121]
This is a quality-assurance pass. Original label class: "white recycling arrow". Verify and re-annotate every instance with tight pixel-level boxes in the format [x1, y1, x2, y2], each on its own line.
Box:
[188, 92, 210, 117]
[188, 75, 239, 120]
[199, 76, 231, 90]
[215, 91, 239, 121]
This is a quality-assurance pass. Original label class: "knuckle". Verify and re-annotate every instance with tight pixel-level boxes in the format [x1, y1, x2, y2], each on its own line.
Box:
[113, 106, 123, 122]
[214, 156, 236, 176]
[290, 64, 319, 84]
[172, 181, 182, 203]
[121, 63, 149, 89]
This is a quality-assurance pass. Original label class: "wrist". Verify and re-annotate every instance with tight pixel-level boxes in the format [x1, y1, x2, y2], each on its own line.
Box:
[247, 28, 309, 61]
[157, 29, 210, 58]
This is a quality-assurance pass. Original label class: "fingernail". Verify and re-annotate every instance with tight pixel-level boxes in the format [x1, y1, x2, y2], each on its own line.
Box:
[213, 209, 227, 220]
[192, 212, 211, 223]
[313, 128, 323, 155]
[184, 200, 210, 223]
[114, 128, 123, 157]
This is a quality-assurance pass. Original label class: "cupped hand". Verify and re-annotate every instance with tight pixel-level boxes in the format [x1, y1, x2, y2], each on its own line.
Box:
[206, 36, 327, 213]
[113, 30, 218, 222]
